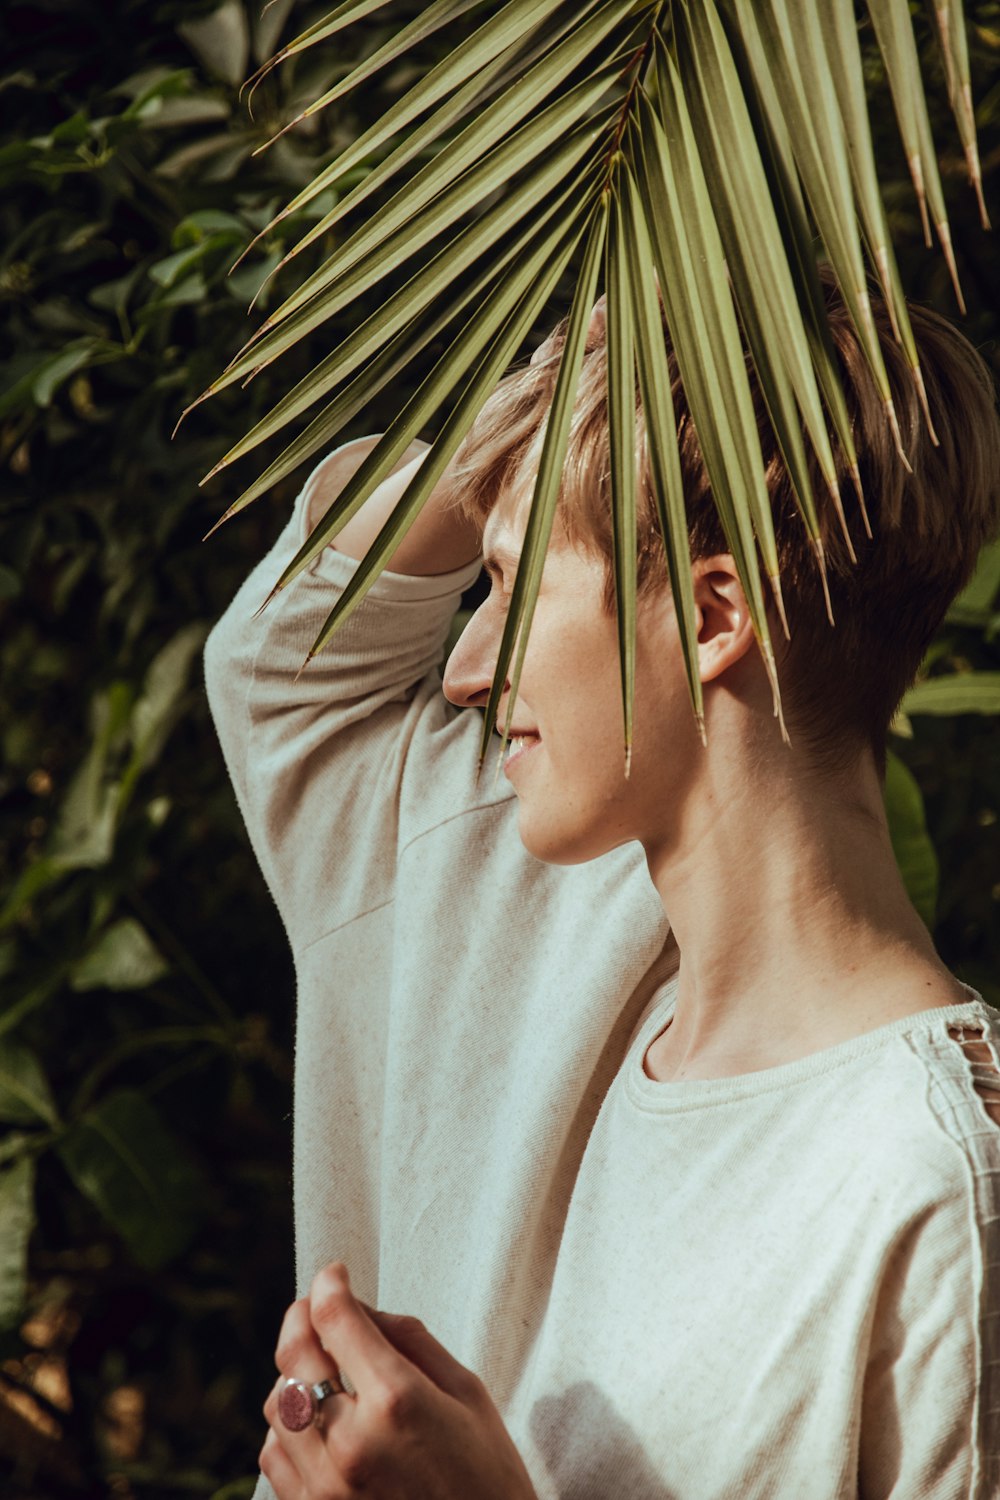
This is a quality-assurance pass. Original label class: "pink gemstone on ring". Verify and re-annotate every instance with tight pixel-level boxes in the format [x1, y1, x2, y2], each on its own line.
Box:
[278, 1380, 316, 1432]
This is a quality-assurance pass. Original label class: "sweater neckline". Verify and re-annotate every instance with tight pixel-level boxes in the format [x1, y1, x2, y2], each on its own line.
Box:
[623, 977, 987, 1114]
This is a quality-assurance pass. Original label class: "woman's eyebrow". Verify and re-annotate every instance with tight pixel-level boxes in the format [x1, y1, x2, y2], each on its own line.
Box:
[482, 539, 520, 574]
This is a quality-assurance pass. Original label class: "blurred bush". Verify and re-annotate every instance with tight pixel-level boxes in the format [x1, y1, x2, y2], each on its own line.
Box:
[0, 1, 997, 1495]
[0, 1, 442, 1492]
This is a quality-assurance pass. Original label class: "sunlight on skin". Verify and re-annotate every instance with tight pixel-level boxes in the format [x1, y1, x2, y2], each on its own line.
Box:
[444, 504, 967, 1083]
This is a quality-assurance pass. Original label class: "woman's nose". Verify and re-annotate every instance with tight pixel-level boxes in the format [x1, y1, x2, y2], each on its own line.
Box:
[442, 607, 506, 709]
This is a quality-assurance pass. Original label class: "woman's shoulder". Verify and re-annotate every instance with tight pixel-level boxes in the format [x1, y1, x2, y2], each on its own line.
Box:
[843, 995, 1000, 1207]
[901, 995, 1000, 1166]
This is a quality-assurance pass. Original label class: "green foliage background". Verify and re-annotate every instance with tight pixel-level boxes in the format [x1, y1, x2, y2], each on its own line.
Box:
[0, 1, 997, 1494]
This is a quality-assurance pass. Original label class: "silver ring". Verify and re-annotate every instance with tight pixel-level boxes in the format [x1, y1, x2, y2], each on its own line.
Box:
[277, 1375, 343, 1432]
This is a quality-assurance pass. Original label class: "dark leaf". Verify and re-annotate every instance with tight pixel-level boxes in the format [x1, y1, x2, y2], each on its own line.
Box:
[57, 1090, 208, 1270]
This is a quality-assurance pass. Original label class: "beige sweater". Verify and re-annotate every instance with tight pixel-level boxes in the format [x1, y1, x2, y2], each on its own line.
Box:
[205, 440, 999, 1498]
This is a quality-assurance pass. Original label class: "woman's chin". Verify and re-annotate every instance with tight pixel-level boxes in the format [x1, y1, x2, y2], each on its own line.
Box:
[516, 805, 620, 868]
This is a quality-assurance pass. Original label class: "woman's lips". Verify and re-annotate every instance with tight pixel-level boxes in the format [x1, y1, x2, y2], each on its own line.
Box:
[503, 732, 541, 774]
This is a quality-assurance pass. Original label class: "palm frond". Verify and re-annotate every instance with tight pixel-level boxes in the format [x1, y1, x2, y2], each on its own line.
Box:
[247, 0, 633, 267]
[192, 0, 989, 752]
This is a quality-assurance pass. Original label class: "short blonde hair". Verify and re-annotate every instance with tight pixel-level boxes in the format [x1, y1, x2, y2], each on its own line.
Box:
[449, 267, 1000, 766]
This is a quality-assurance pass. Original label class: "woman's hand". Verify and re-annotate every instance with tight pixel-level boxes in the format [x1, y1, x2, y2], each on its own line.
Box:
[260, 1263, 538, 1500]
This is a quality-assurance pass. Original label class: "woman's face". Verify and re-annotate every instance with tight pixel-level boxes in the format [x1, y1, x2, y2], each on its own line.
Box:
[442, 503, 705, 867]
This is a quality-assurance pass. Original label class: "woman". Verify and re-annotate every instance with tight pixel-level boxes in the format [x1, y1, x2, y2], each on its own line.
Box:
[206, 272, 1000, 1498]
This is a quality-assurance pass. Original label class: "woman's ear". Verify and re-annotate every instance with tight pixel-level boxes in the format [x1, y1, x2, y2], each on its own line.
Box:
[693, 556, 756, 684]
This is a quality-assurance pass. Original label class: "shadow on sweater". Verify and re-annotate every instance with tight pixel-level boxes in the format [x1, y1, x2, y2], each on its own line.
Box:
[530, 1382, 678, 1500]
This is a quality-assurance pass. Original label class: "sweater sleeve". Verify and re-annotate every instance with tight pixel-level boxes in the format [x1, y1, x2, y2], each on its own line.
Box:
[203, 435, 485, 953]
[859, 1157, 999, 1500]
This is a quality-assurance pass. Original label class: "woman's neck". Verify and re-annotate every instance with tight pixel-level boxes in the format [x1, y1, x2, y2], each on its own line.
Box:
[642, 737, 964, 1083]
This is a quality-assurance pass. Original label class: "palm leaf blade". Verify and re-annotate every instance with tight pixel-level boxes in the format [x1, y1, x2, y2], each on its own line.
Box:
[817, 0, 913, 341]
[926, 0, 989, 225]
[621, 164, 704, 738]
[275, 195, 597, 599]
[200, 119, 613, 462]
[605, 178, 638, 769]
[201, 92, 617, 407]
[252, 65, 623, 347]
[867, 0, 967, 303]
[745, 4, 894, 395]
[820, 4, 941, 441]
[266, 0, 633, 259]
[712, 2, 865, 502]
[213, 174, 590, 525]
[271, 0, 485, 126]
[480, 200, 609, 767]
[681, 2, 837, 549]
[636, 67, 783, 702]
[244, 0, 395, 95]
[309, 215, 593, 656]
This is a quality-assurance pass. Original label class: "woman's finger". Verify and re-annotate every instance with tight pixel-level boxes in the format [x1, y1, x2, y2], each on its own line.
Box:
[309, 1263, 415, 1402]
[361, 1304, 483, 1405]
[275, 1297, 344, 1382]
[259, 1426, 309, 1500]
[264, 1373, 352, 1497]
[268, 1300, 353, 1456]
